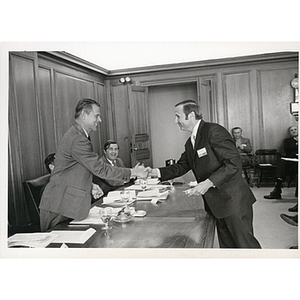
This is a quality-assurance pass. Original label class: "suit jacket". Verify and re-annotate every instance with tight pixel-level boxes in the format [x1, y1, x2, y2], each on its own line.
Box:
[93, 156, 126, 196]
[159, 120, 256, 219]
[39, 123, 131, 220]
[284, 137, 298, 158]
[236, 137, 252, 154]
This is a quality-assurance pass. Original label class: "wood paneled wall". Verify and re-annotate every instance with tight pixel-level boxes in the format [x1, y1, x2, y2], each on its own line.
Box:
[9, 52, 107, 225]
[108, 53, 298, 167]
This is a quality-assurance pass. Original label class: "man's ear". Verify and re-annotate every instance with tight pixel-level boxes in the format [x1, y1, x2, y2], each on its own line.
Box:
[188, 111, 195, 120]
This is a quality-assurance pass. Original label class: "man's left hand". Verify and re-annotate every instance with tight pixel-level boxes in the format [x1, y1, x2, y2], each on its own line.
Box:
[92, 183, 104, 199]
[184, 179, 214, 197]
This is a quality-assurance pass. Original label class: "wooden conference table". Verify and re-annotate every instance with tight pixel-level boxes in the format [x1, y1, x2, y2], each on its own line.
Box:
[50, 184, 216, 248]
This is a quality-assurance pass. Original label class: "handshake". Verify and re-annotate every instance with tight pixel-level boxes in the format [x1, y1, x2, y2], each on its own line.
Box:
[131, 163, 159, 179]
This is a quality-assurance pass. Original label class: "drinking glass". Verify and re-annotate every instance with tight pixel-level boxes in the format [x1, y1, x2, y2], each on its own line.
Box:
[120, 190, 130, 204]
[140, 178, 147, 191]
[99, 207, 113, 230]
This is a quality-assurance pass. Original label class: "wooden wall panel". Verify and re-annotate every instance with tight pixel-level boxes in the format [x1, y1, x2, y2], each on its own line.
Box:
[95, 83, 107, 155]
[258, 67, 298, 152]
[8, 52, 107, 226]
[223, 72, 253, 148]
[11, 54, 43, 180]
[54, 71, 96, 141]
[38, 66, 57, 167]
[110, 85, 131, 167]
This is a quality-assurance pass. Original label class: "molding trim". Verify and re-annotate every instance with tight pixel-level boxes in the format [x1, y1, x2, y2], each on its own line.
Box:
[40, 51, 299, 77]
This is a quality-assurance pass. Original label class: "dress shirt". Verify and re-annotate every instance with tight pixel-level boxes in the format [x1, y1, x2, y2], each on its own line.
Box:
[191, 120, 201, 148]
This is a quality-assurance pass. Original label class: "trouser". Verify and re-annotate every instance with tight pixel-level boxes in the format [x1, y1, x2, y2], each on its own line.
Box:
[40, 209, 70, 232]
[276, 159, 298, 180]
[215, 207, 261, 248]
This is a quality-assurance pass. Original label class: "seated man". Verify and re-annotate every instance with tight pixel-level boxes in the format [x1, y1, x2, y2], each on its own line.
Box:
[231, 127, 252, 165]
[40, 153, 56, 197]
[232, 127, 253, 185]
[264, 126, 298, 199]
[93, 140, 129, 197]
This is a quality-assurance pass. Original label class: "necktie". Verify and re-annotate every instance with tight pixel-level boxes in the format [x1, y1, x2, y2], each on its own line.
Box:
[191, 135, 196, 148]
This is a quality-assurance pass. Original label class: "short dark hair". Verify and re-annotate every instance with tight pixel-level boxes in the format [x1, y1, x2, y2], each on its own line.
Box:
[44, 153, 55, 174]
[175, 99, 202, 120]
[103, 140, 119, 151]
[74, 98, 100, 119]
[231, 127, 242, 135]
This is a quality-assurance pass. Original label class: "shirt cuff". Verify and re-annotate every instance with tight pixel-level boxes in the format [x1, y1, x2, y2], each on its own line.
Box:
[156, 168, 161, 178]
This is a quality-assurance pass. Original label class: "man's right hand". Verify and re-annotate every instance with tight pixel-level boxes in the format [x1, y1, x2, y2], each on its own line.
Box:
[145, 167, 159, 178]
[131, 163, 149, 178]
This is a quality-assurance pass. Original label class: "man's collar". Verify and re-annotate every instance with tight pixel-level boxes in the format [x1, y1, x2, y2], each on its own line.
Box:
[191, 120, 201, 138]
[75, 122, 89, 138]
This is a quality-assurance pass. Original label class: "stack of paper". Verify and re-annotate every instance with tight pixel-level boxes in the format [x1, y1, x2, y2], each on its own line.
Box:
[137, 189, 169, 201]
[8, 232, 59, 248]
[50, 228, 96, 244]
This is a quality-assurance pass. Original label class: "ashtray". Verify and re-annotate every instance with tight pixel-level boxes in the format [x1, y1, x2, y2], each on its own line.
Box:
[113, 213, 134, 223]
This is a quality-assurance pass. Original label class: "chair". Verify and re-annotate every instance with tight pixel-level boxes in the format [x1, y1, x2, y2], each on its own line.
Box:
[240, 153, 254, 187]
[254, 149, 280, 187]
[22, 174, 50, 230]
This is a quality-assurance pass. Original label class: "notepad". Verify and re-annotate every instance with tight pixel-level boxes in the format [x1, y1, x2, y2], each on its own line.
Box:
[50, 228, 96, 244]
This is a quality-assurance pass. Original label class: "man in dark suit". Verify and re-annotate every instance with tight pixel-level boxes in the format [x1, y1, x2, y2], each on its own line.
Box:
[39, 98, 147, 231]
[147, 100, 261, 248]
[92, 140, 130, 197]
[264, 125, 298, 200]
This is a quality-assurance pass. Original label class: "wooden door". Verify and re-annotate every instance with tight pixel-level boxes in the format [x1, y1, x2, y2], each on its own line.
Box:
[127, 85, 152, 167]
[199, 77, 217, 122]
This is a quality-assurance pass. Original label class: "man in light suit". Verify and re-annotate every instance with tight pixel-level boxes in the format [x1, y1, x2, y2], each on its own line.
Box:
[92, 140, 131, 197]
[231, 126, 253, 185]
[231, 127, 252, 165]
[39, 98, 147, 231]
[147, 100, 261, 248]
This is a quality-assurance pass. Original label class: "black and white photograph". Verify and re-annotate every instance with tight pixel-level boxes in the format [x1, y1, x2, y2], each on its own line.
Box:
[2, 42, 299, 255]
[1, 3, 300, 299]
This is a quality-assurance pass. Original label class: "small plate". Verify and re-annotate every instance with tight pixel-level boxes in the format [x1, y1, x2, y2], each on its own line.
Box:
[113, 213, 134, 223]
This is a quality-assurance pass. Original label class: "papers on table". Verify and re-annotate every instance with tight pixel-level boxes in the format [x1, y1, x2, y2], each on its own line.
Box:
[137, 189, 169, 201]
[8, 232, 59, 248]
[135, 178, 160, 185]
[188, 181, 197, 187]
[8, 228, 97, 247]
[103, 190, 136, 204]
[125, 184, 170, 191]
[259, 163, 272, 166]
[50, 228, 96, 244]
[70, 206, 122, 225]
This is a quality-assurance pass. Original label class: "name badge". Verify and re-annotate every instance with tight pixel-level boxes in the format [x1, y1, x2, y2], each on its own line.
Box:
[197, 147, 207, 158]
